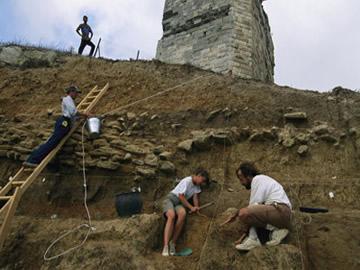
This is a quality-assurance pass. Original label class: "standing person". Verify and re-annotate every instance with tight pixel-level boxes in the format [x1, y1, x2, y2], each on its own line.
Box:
[23, 86, 89, 167]
[76, 15, 95, 57]
[222, 162, 292, 251]
[161, 168, 210, 256]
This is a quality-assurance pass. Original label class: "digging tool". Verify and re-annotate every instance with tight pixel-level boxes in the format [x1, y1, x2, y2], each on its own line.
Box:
[299, 207, 329, 213]
[220, 214, 248, 246]
[220, 212, 238, 227]
[234, 233, 247, 245]
[189, 201, 214, 214]
[199, 201, 214, 210]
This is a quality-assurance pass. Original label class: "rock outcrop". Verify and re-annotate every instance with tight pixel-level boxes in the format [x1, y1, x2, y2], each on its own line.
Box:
[0, 46, 58, 68]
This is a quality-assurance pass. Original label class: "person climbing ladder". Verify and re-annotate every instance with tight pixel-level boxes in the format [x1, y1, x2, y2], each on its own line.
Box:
[23, 86, 89, 167]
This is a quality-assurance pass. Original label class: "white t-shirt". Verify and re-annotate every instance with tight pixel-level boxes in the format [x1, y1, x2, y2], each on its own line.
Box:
[62, 95, 78, 120]
[250, 175, 292, 209]
[171, 176, 201, 199]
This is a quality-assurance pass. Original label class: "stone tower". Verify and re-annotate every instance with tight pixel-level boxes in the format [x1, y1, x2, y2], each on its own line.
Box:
[156, 0, 274, 82]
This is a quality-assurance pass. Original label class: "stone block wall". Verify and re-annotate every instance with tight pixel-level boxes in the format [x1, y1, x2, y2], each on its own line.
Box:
[156, 0, 274, 82]
[250, 0, 274, 82]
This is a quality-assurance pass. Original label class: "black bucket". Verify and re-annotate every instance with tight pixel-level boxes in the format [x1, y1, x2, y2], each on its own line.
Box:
[115, 192, 143, 217]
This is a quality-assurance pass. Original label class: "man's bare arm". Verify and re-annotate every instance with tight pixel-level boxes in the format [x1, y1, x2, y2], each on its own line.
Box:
[76, 25, 82, 37]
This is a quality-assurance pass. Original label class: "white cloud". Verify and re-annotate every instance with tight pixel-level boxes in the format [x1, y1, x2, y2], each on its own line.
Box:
[2, 0, 359, 91]
[263, 0, 360, 91]
[10, 0, 165, 59]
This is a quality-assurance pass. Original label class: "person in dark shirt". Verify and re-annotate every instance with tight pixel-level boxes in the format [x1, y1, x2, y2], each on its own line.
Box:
[76, 15, 95, 57]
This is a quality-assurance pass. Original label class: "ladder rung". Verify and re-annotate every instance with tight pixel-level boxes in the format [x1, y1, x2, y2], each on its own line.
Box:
[0, 196, 11, 201]
[80, 102, 91, 106]
[11, 181, 25, 186]
[83, 99, 95, 103]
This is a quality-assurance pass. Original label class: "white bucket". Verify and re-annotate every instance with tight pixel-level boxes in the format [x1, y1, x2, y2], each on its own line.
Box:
[86, 117, 101, 139]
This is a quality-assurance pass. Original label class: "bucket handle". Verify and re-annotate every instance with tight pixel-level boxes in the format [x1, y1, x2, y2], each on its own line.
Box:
[97, 115, 106, 124]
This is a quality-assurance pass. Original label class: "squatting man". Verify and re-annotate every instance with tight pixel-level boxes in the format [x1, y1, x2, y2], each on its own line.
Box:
[222, 162, 292, 251]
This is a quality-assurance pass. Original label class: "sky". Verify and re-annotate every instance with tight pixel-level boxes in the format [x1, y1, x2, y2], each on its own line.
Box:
[0, 0, 359, 92]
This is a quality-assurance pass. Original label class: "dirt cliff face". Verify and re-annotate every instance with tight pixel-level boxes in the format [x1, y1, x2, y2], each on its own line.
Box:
[0, 46, 360, 269]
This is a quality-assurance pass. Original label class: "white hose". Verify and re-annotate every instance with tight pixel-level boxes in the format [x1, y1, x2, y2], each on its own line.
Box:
[43, 122, 95, 261]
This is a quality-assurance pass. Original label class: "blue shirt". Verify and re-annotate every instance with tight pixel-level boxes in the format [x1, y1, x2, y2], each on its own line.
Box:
[78, 23, 93, 40]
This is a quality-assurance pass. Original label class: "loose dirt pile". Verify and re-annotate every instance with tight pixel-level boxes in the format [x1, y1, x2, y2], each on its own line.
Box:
[0, 46, 360, 269]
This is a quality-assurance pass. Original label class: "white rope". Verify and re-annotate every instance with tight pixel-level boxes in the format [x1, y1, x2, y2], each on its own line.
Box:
[43, 122, 95, 261]
[287, 180, 308, 270]
[196, 85, 230, 270]
[104, 74, 213, 116]
[196, 151, 226, 270]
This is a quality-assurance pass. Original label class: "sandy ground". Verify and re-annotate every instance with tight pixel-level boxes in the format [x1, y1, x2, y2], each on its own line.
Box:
[1, 53, 360, 269]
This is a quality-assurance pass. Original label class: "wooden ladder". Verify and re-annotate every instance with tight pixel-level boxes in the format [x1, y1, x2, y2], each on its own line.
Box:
[0, 83, 109, 250]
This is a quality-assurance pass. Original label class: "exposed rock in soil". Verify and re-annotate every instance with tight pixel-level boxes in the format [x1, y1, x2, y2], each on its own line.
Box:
[249, 130, 276, 142]
[284, 112, 307, 121]
[136, 167, 156, 178]
[178, 139, 193, 152]
[0, 46, 58, 68]
[312, 124, 330, 136]
[297, 145, 309, 156]
[159, 161, 176, 175]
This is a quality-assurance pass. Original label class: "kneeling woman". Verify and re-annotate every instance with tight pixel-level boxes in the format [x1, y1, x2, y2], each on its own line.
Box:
[162, 168, 210, 256]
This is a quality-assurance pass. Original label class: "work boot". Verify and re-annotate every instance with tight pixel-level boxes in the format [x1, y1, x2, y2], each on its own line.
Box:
[169, 241, 176, 256]
[162, 245, 169, 256]
[266, 228, 289, 246]
[235, 237, 261, 251]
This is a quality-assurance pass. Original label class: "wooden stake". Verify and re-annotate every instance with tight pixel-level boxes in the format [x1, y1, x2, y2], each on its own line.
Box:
[94, 38, 102, 58]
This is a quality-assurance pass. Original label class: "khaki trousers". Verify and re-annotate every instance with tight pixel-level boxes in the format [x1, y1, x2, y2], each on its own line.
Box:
[243, 204, 292, 230]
